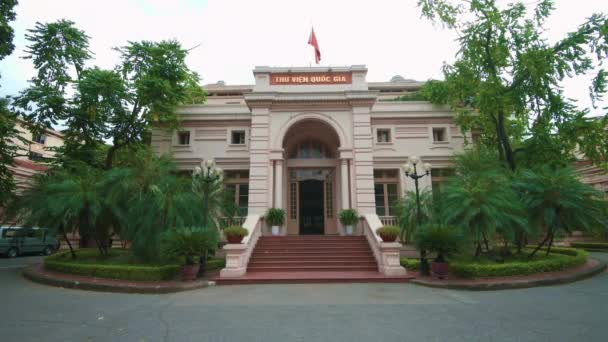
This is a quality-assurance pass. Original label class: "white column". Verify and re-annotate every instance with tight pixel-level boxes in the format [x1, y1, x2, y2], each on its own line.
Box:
[274, 159, 283, 209]
[340, 158, 349, 209]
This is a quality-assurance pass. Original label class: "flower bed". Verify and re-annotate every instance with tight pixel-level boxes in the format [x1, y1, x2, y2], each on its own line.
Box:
[45, 249, 181, 281]
[401, 247, 588, 278]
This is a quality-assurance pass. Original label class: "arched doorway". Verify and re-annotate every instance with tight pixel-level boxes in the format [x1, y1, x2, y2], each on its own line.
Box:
[282, 119, 342, 235]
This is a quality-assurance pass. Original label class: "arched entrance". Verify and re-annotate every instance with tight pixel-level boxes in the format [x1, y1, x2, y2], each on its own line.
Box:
[281, 119, 342, 235]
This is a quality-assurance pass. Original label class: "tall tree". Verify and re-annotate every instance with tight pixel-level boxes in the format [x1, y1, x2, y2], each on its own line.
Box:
[13, 20, 204, 169]
[417, 0, 608, 170]
[0, 0, 19, 208]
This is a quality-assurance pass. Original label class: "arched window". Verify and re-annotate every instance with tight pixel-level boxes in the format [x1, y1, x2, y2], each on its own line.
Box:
[290, 140, 333, 159]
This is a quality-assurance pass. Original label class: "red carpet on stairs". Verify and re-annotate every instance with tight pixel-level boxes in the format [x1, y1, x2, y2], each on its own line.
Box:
[215, 235, 414, 285]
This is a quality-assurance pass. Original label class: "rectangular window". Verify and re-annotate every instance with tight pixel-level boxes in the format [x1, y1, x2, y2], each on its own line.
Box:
[28, 151, 44, 161]
[432, 128, 446, 142]
[231, 130, 246, 145]
[375, 183, 386, 216]
[238, 184, 249, 216]
[178, 131, 190, 145]
[224, 170, 249, 217]
[377, 129, 391, 143]
[374, 169, 399, 216]
[33, 134, 46, 144]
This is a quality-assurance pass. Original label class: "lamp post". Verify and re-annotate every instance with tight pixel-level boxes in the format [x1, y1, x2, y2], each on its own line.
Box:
[193, 159, 223, 277]
[401, 156, 432, 276]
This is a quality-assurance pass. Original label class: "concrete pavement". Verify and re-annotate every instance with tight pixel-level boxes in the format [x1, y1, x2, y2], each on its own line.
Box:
[1, 254, 607, 341]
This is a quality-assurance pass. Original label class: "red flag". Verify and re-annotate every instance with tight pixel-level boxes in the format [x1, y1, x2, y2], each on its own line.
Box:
[308, 28, 321, 64]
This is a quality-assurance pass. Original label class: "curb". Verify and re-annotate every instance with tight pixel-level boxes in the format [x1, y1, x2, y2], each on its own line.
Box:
[410, 258, 607, 291]
[22, 264, 212, 294]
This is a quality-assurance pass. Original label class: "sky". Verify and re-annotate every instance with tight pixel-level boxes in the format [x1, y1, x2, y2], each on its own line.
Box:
[1, 0, 607, 117]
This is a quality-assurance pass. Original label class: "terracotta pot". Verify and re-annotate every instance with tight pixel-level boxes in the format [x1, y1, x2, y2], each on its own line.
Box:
[226, 235, 244, 244]
[181, 264, 200, 281]
[379, 234, 397, 242]
[431, 261, 449, 279]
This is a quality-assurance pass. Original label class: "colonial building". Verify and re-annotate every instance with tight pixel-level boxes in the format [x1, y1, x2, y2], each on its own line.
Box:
[6, 119, 63, 192]
[151, 66, 469, 281]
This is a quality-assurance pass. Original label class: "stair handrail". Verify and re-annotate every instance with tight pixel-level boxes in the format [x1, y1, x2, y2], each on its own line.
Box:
[362, 213, 407, 277]
[219, 214, 262, 278]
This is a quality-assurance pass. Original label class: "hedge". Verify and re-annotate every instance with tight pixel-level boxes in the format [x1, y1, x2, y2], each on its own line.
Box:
[450, 248, 588, 278]
[45, 250, 180, 281]
[400, 258, 420, 271]
[206, 257, 226, 272]
[401, 247, 588, 279]
[570, 242, 608, 250]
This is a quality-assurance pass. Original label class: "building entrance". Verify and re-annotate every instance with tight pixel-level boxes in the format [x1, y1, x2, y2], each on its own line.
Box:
[299, 179, 325, 235]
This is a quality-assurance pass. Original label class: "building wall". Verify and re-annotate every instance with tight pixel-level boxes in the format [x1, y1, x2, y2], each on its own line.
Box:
[150, 65, 468, 232]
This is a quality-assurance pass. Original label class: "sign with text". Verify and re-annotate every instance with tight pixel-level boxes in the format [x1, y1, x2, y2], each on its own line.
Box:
[270, 72, 352, 85]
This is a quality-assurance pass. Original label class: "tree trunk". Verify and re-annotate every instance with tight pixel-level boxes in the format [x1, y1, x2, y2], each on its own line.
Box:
[475, 242, 482, 257]
[545, 233, 554, 256]
[497, 111, 516, 170]
[60, 225, 76, 259]
[482, 231, 490, 252]
[529, 231, 552, 258]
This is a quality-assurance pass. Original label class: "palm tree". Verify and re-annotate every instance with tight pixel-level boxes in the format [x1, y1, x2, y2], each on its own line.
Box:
[103, 154, 204, 261]
[394, 190, 435, 243]
[515, 166, 607, 257]
[14, 163, 111, 257]
[441, 149, 526, 257]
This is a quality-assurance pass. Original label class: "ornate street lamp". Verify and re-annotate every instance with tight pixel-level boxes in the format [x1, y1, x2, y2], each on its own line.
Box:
[401, 156, 432, 276]
[192, 159, 223, 277]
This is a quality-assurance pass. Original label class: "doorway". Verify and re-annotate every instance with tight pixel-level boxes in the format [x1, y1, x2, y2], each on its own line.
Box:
[299, 180, 325, 235]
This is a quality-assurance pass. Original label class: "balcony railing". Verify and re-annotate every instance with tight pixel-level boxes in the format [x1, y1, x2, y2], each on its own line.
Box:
[219, 216, 247, 228]
[379, 216, 397, 227]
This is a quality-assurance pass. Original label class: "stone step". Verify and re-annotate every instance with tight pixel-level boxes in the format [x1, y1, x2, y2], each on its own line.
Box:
[251, 250, 373, 259]
[249, 255, 376, 262]
[247, 265, 378, 272]
[253, 245, 372, 251]
[248, 260, 378, 267]
[214, 271, 414, 285]
[255, 242, 371, 248]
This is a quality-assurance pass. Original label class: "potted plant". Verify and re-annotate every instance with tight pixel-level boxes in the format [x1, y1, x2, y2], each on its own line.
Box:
[266, 208, 286, 236]
[339, 209, 359, 235]
[224, 226, 249, 243]
[376, 226, 400, 242]
[161, 227, 217, 281]
[413, 224, 463, 279]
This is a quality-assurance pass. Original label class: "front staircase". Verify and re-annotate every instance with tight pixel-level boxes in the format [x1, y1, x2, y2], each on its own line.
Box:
[215, 235, 413, 285]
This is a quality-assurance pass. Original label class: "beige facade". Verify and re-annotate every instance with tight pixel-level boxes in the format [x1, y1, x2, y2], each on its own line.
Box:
[7, 119, 64, 193]
[152, 65, 468, 238]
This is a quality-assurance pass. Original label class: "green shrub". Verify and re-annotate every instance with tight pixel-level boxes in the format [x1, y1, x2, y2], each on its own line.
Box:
[206, 257, 226, 272]
[414, 224, 464, 262]
[339, 209, 359, 226]
[161, 227, 218, 265]
[400, 258, 420, 271]
[224, 226, 249, 238]
[570, 242, 608, 250]
[376, 226, 400, 241]
[266, 208, 285, 226]
[450, 247, 588, 278]
[45, 250, 180, 281]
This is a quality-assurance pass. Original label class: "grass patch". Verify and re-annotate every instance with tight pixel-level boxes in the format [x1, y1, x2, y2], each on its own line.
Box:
[401, 247, 587, 278]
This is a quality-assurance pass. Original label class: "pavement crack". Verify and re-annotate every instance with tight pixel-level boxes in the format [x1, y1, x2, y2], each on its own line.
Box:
[157, 299, 173, 342]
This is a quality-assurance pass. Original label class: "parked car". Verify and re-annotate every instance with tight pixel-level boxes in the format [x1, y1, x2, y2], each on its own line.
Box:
[0, 227, 60, 258]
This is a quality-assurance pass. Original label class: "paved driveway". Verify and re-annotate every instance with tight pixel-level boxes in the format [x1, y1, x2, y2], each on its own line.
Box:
[1, 254, 607, 342]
